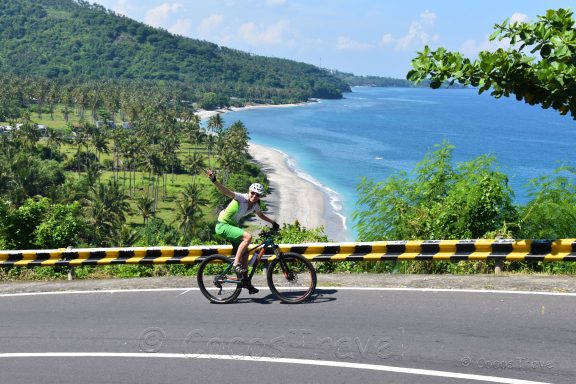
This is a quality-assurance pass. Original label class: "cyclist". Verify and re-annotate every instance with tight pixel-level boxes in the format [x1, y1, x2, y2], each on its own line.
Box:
[207, 169, 279, 294]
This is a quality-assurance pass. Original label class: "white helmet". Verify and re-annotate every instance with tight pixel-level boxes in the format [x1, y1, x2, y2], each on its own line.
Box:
[249, 183, 265, 195]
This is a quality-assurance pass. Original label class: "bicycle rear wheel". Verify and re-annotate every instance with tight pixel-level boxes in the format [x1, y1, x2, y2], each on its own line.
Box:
[267, 252, 317, 303]
[197, 254, 242, 303]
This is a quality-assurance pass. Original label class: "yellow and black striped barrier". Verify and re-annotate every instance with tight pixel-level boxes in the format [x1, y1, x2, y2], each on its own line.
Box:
[1, 239, 575, 267]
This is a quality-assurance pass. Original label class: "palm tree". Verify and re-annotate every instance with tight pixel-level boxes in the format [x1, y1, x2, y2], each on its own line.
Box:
[46, 81, 59, 120]
[85, 162, 102, 189]
[174, 183, 209, 241]
[91, 128, 110, 164]
[72, 123, 90, 174]
[136, 194, 155, 225]
[45, 128, 64, 159]
[129, 136, 142, 196]
[116, 224, 140, 247]
[159, 125, 181, 188]
[140, 149, 164, 210]
[0, 139, 15, 197]
[206, 113, 224, 167]
[219, 147, 243, 181]
[85, 180, 131, 245]
[217, 121, 250, 180]
[226, 121, 250, 153]
[184, 115, 203, 154]
[84, 198, 114, 245]
[14, 114, 41, 150]
[185, 152, 207, 185]
[205, 134, 216, 169]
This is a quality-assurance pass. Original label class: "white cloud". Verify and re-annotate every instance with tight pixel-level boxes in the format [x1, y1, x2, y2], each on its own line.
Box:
[380, 10, 439, 51]
[111, 0, 134, 16]
[459, 12, 527, 56]
[266, 0, 286, 5]
[420, 9, 437, 24]
[198, 14, 224, 36]
[336, 36, 371, 51]
[234, 20, 293, 46]
[381, 33, 393, 45]
[144, 3, 184, 28]
[460, 36, 512, 56]
[169, 18, 192, 36]
[510, 12, 528, 24]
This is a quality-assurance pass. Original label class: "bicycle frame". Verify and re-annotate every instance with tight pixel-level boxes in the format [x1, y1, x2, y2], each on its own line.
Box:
[220, 233, 280, 285]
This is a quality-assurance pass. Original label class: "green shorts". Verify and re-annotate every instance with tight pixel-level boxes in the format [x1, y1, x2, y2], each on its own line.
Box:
[215, 222, 244, 246]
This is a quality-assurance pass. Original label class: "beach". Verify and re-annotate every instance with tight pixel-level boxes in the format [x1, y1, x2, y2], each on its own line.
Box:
[248, 143, 349, 241]
[194, 102, 310, 121]
[196, 105, 350, 241]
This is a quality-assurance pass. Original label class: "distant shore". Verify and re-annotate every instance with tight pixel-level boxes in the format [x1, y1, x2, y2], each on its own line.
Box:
[194, 102, 311, 121]
[195, 103, 350, 241]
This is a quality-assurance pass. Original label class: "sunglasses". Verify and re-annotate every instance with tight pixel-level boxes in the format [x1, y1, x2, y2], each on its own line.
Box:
[250, 191, 261, 198]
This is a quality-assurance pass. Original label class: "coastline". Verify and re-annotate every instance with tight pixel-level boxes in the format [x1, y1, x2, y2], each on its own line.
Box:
[195, 102, 310, 121]
[248, 143, 350, 242]
[195, 103, 351, 241]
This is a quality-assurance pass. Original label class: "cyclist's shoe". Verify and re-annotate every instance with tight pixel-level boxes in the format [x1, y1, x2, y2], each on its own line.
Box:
[239, 276, 259, 294]
[246, 284, 259, 295]
[234, 264, 247, 274]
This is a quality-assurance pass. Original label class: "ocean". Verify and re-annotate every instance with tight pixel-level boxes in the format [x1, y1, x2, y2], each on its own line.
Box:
[226, 87, 575, 240]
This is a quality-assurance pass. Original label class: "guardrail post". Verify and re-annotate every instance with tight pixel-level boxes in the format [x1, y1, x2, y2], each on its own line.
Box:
[67, 246, 75, 281]
[494, 259, 503, 275]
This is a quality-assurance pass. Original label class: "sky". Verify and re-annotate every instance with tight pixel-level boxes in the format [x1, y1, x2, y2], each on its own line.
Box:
[90, 0, 574, 78]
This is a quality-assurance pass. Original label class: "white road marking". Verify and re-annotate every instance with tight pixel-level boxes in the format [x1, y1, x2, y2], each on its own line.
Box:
[0, 352, 552, 384]
[1, 286, 575, 298]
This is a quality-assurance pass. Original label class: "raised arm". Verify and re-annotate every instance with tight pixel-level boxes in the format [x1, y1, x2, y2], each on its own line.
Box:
[206, 170, 235, 199]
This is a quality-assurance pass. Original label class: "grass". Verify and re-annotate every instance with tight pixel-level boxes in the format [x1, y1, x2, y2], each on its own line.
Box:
[11, 106, 218, 227]
[96, 171, 208, 225]
[0, 264, 200, 281]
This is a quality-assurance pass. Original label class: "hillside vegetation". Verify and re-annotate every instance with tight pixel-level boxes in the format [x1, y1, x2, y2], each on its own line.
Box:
[0, 0, 350, 104]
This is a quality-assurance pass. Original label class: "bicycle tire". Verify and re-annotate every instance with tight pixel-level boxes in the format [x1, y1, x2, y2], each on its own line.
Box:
[266, 252, 317, 304]
[197, 254, 242, 304]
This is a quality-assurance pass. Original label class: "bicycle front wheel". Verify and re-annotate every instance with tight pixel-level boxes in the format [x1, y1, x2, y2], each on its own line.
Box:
[267, 252, 317, 304]
[197, 254, 242, 304]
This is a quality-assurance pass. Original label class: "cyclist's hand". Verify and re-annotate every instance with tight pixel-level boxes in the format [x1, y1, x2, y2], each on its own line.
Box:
[207, 169, 216, 183]
[272, 222, 280, 231]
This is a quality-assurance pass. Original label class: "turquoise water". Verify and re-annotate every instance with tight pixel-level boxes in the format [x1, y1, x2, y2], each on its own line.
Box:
[226, 87, 575, 240]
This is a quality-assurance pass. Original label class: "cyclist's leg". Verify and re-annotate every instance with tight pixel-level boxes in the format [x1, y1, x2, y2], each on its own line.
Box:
[215, 222, 258, 294]
[235, 231, 252, 268]
[215, 222, 250, 269]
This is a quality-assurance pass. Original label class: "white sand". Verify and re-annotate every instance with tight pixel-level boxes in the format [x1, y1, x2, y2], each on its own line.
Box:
[194, 102, 310, 122]
[248, 143, 350, 241]
[248, 143, 325, 229]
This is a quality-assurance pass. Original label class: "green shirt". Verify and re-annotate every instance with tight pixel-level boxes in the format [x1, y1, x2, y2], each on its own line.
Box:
[217, 192, 261, 225]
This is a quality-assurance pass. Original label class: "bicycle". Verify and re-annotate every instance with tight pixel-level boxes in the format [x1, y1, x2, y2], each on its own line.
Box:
[197, 228, 317, 304]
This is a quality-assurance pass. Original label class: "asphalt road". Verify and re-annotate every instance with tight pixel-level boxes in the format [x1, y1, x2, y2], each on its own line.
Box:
[0, 286, 574, 384]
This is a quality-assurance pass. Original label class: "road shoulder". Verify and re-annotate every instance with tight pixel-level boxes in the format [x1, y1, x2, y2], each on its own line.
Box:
[1, 273, 575, 294]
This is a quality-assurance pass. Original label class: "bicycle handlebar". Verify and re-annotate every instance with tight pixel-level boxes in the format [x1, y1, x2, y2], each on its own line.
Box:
[260, 227, 279, 240]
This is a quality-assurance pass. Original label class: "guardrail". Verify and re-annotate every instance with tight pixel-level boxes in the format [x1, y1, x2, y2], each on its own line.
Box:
[2, 239, 575, 268]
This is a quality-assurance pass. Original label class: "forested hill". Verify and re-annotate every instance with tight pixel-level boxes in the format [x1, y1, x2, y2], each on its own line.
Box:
[0, 0, 350, 102]
[334, 72, 419, 87]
